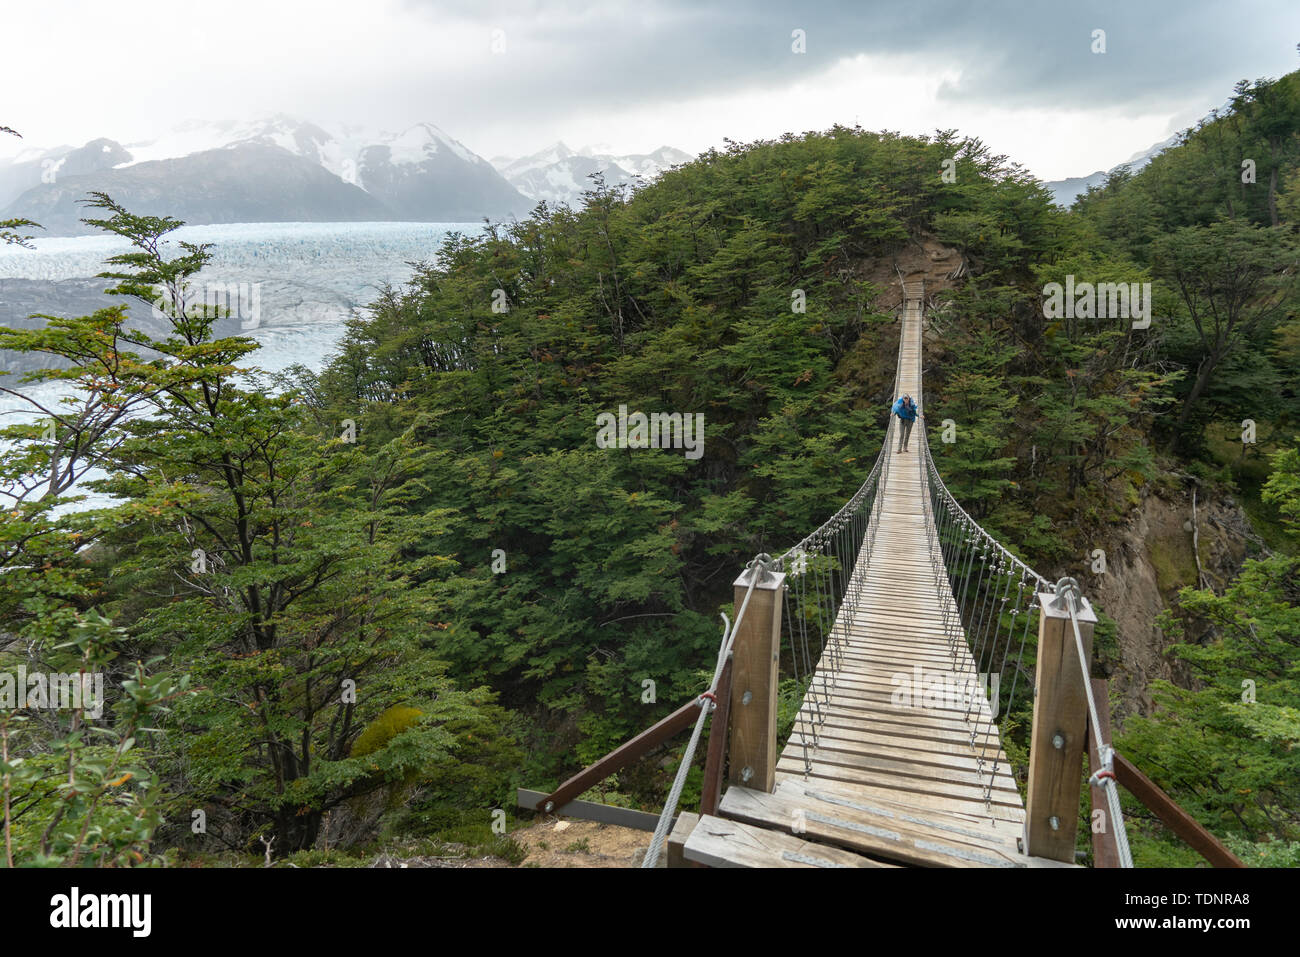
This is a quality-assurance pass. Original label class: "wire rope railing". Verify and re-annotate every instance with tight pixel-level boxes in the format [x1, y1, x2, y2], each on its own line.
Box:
[771, 293, 909, 773]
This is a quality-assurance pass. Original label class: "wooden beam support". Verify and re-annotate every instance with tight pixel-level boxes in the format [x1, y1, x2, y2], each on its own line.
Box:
[727, 563, 786, 794]
[1085, 677, 1122, 868]
[1112, 752, 1246, 868]
[532, 696, 702, 815]
[516, 790, 672, 832]
[667, 811, 700, 868]
[1025, 588, 1096, 862]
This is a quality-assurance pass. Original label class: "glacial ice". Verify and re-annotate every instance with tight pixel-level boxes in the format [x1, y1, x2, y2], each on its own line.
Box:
[0, 221, 483, 512]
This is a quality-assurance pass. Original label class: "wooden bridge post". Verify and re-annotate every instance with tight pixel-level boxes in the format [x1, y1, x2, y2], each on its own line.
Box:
[1025, 586, 1097, 862]
[728, 561, 786, 794]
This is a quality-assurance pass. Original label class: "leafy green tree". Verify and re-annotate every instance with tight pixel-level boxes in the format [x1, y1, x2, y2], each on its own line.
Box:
[1151, 220, 1298, 442]
[927, 328, 1019, 513]
[2, 611, 188, 867]
[2, 195, 510, 855]
[1230, 76, 1300, 226]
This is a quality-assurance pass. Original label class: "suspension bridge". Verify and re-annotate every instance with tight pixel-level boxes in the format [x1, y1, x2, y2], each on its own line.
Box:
[519, 276, 1245, 869]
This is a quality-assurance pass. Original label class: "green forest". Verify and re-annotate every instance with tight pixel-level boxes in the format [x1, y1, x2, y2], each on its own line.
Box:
[1, 67, 1298, 869]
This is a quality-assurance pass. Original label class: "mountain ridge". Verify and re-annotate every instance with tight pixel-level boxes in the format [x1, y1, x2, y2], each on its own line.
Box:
[0, 115, 531, 233]
[491, 141, 693, 206]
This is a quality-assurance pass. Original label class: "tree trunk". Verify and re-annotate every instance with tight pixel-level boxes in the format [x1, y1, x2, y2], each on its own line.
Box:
[1268, 162, 1279, 227]
[1173, 349, 1224, 437]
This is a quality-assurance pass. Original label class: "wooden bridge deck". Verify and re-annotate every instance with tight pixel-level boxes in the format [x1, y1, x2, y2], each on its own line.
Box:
[682, 280, 1057, 868]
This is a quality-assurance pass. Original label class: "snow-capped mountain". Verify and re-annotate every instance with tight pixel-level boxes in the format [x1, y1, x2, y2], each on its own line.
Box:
[592, 144, 693, 180]
[0, 138, 131, 211]
[493, 142, 692, 207]
[9, 142, 393, 235]
[0, 115, 531, 234]
[1044, 133, 1182, 207]
[356, 121, 527, 221]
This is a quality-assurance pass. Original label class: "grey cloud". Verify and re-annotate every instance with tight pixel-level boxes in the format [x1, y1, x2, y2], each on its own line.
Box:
[397, 0, 1300, 127]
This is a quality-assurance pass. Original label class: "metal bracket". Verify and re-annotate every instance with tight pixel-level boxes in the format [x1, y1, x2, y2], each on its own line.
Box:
[742, 552, 778, 585]
[1048, 576, 1082, 615]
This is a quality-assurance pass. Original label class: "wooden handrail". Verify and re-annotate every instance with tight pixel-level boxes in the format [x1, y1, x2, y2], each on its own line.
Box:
[1112, 752, 1246, 868]
[532, 696, 705, 815]
[527, 566, 779, 825]
[1085, 677, 1245, 868]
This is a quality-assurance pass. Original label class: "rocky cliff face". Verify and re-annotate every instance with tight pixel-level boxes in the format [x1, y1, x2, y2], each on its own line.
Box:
[0, 278, 193, 373]
[0, 275, 355, 376]
[1082, 484, 1255, 724]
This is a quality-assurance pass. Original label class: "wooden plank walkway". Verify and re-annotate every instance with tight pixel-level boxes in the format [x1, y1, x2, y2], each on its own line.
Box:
[685, 278, 1056, 867]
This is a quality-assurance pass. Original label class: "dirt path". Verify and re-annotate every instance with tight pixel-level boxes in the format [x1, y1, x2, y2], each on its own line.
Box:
[512, 818, 663, 868]
[365, 818, 664, 868]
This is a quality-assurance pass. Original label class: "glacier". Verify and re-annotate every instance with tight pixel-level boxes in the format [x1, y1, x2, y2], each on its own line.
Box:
[0, 220, 481, 373]
[0, 221, 482, 512]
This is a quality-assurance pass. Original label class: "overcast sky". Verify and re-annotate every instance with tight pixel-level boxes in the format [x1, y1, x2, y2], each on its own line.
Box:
[4, 0, 1299, 179]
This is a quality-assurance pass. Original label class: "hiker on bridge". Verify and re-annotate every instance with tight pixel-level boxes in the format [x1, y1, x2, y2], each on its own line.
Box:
[892, 393, 920, 453]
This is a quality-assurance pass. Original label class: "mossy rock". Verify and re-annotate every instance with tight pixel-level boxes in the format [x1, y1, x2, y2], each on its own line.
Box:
[350, 705, 424, 758]
[1148, 535, 1198, 594]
